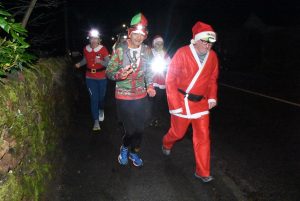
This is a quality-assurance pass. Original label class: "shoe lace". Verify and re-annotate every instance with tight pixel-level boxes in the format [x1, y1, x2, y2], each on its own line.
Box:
[121, 147, 128, 157]
[130, 153, 140, 161]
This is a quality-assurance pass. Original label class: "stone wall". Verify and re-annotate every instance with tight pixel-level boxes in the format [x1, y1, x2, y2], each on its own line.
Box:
[0, 57, 76, 201]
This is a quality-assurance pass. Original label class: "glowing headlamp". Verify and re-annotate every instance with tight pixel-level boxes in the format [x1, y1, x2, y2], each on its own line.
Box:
[88, 29, 100, 38]
[137, 24, 143, 30]
[130, 24, 147, 36]
[151, 57, 167, 74]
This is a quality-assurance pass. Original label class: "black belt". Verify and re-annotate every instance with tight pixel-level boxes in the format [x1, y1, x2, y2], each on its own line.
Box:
[178, 88, 204, 102]
[86, 67, 106, 73]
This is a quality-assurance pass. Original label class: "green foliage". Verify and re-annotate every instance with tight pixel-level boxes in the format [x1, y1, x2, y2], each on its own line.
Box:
[0, 174, 23, 201]
[0, 57, 75, 201]
[0, 4, 35, 76]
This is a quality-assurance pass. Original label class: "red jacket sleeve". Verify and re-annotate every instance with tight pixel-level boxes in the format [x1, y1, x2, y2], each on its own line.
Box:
[101, 46, 110, 57]
[207, 53, 219, 101]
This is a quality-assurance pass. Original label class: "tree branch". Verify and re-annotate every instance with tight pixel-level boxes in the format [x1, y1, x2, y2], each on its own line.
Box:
[21, 0, 38, 28]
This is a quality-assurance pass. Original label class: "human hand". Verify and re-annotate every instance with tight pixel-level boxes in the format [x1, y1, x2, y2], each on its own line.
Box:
[208, 101, 217, 109]
[95, 56, 102, 64]
[120, 65, 133, 79]
[75, 63, 80, 68]
[147, 87, 156, 97]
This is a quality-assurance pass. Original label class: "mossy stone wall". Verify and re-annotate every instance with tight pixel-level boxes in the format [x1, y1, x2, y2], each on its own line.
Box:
[0, 57, 76, 201]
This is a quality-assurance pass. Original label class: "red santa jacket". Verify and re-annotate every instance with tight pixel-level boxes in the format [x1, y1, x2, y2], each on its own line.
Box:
[83, 45, 109, 79]
[166, 44, 219, 119]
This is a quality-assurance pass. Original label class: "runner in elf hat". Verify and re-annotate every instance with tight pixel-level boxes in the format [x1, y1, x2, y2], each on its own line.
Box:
[106, 13, 155, 167]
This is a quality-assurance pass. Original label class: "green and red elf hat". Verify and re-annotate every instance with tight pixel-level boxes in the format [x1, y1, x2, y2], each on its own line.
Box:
[128, 13, 148, 37]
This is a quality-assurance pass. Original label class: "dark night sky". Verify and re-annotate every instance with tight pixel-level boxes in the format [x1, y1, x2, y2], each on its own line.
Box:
[3, 0, 300, 53]
[67, 0, 300, 52]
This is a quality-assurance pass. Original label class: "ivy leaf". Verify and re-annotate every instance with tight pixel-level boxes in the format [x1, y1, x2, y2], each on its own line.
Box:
[10, 30, 19, 40]
[0, 5, 35, 73]
[0, 17, 10, 33]
[0, 9, 11, 17]
[11, 23, 27, 35]
[18, 38, 29, 48]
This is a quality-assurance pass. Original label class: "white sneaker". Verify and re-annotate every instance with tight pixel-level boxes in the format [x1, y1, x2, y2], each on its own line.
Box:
[99, 110, 104, 122]
[93, 120, 101, 131]
[162, 145, 171, 156]
[194, 173, 214, 183]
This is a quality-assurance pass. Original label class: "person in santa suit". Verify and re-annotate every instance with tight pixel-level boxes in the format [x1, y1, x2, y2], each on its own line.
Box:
[106, 13, 156, 167]
[162, 21, 219, 183]
[75, 29, 110, 131]
[149, 35, 171, 127]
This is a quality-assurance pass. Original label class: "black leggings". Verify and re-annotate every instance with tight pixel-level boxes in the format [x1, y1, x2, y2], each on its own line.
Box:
[116, 98, 147, 153]
[149, 88, 167, 119]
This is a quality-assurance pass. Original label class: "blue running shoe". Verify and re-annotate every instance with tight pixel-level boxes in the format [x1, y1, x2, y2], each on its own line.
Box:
[118, 146, 128, 165]
[129, 152, 143, 167]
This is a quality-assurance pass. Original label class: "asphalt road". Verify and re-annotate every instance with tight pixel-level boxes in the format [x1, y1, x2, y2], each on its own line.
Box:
[46, 74, 300, 201]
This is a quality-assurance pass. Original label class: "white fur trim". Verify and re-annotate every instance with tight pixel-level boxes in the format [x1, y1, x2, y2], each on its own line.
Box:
[169, 108, 183, 114]
[86, 45, 92, 52]
[94, 45, 103, 52]
[153, 37, 163, 45]
[194, 31, 216, 42]
[180, 44, 210, 118]
[208, 99, 216, 104]
[187, 44, 209, 93]
[153, 83, 166, 89]
[86, 45, 103, 52]
[173, 111, 209, 119]
[131, 30, 146, 35]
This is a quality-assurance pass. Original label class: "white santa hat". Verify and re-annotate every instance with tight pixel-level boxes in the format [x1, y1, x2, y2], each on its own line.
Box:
[190, 21, 217, 44]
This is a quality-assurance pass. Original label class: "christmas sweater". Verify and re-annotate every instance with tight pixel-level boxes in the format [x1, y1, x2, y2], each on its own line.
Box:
[106, 41, 154, 100]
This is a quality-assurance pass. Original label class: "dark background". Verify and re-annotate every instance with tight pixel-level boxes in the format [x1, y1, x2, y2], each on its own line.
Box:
[4, 0, 300, 73]
[66, 0, 300, 55]
[68, 0, 300, 86]
[2, 0, 300, 100]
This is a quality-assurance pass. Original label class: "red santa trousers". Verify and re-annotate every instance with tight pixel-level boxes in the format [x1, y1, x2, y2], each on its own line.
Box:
[163, 114, 210, 177]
